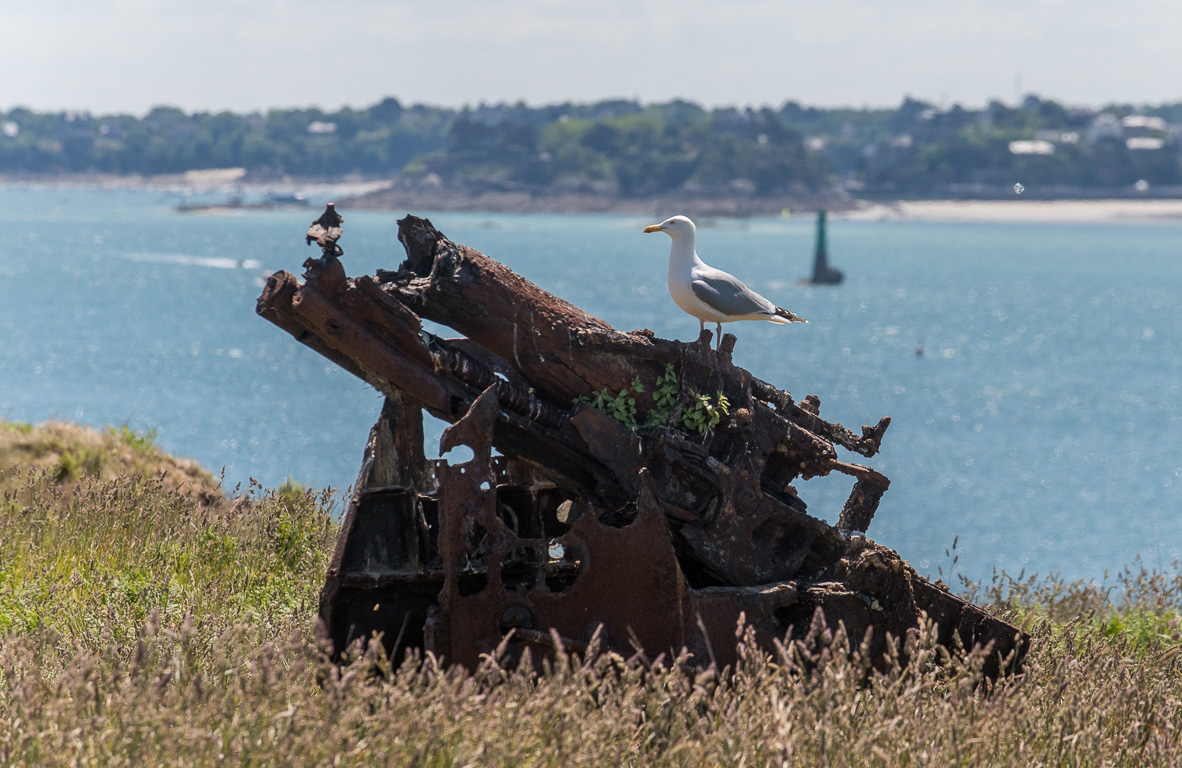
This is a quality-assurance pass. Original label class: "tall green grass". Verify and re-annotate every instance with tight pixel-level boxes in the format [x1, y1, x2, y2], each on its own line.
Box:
[1, 468, 334, 636]
[2, 424, 1181, 766]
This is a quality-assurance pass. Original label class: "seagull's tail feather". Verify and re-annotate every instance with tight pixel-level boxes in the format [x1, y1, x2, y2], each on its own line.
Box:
[771, 307, 808, 324]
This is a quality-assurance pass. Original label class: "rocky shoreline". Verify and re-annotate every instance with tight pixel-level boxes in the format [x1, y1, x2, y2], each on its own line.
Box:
[338, 178, 856, 219]
[340, 184, 1182, 223]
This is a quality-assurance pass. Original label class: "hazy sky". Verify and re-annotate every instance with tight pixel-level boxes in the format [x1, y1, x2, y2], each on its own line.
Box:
[6, 0, 1182, 115]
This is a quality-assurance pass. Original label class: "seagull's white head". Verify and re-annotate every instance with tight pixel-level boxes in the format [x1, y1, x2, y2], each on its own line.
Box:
[643, 215, 695, 240]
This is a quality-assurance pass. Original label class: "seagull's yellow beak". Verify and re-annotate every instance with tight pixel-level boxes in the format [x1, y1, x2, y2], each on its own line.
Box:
[643, 224, 664, 233]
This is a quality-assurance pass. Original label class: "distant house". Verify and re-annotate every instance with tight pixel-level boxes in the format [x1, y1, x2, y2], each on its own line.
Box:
[1086, 113, 1172, 150]
[1009, 140, 1055, 155]
[1119, 115, 1169, 150]
[1121, 115, 1167, 133]
[1126, 137, 1166, 151]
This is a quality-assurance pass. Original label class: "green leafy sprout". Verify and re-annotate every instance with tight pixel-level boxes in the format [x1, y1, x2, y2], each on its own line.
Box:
[573, 376, 645, 430]
[679, 392, 730, 435]
[574, 364, 729, 437]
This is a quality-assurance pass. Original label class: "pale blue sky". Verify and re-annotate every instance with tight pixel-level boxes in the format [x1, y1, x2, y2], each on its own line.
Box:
[5, 0, 1181, 115]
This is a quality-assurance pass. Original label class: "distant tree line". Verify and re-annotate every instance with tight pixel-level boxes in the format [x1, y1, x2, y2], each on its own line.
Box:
[2, 94, 1181, 196]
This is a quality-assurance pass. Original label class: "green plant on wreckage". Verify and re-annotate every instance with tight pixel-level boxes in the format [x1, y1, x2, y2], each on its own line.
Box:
[574, 364, 729, 436]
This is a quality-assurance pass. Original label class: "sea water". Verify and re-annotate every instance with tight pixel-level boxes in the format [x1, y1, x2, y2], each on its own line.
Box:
[1, 184, 1180, 586]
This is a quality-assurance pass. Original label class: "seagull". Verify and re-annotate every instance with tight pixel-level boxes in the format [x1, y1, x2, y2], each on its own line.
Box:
[643, 215, 806, 348]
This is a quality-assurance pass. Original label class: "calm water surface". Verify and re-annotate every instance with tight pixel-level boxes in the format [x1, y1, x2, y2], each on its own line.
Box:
[2, 185, 1180, 585]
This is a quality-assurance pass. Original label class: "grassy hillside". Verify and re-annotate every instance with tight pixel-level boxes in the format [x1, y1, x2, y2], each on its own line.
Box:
[1, 419, 1180, 766]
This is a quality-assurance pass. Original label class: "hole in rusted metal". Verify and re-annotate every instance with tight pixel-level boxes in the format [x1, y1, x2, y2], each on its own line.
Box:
[500, 546, 542, 591]
[457, 573, 489, 597]
[498, 604, 535, 633]
[537, 489, 573, 537]
[543, 536, 584, 593]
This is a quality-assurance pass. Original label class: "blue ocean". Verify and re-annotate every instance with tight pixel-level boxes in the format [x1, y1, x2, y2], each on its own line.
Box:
[2, 184, 1180, 586]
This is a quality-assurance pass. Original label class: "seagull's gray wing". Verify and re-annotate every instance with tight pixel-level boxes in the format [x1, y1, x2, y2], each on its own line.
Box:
[691, 268, 777, 318]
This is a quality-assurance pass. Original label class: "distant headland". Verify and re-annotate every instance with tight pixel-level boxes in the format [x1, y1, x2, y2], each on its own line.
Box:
[4, 95, 1182, 210]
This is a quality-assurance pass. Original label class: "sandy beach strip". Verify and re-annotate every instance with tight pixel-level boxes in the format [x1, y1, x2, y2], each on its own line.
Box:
[842, 199, 1182, 224]
[6, 173, 1182, 224]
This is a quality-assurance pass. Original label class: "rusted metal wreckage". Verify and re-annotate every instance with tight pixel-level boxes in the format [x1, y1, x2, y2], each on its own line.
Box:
[256, 206, 1026, 675]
